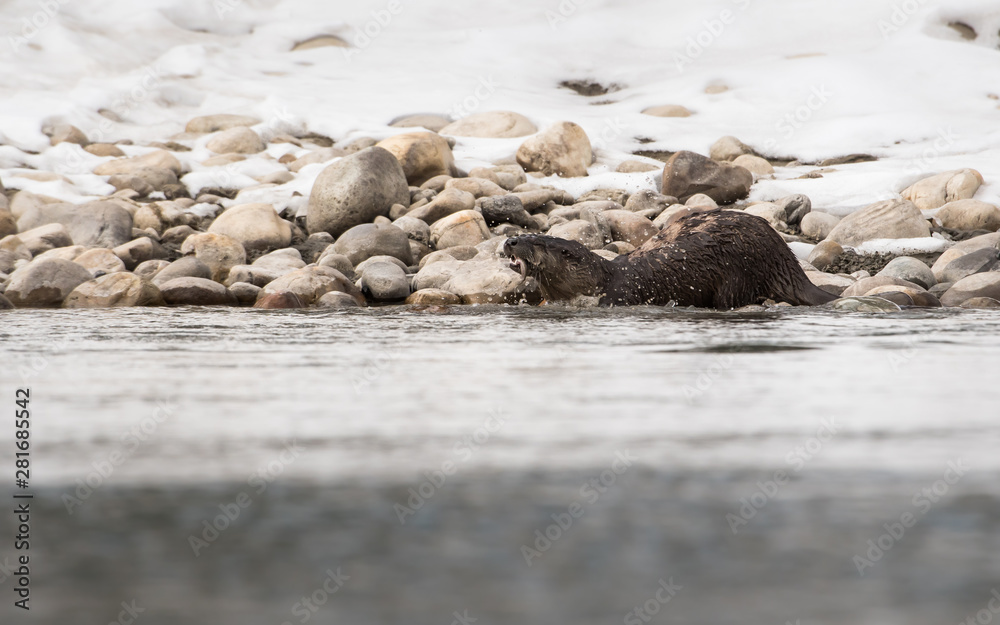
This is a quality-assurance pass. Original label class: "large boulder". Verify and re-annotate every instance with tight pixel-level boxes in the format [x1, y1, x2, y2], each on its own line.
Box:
[64, 273, 163, 308]
[405, 288, 462, 305]
[709, 136, 754, 161]
[73, 248, 127, 276]
[4, 259, 93, 307]
[260, 266, 364, 305]
[412, 258, 462, 290]
[661, 151, 753, 204]
[159, 277, 238, 306]
[938, 248, 1000, 284]
[429, 211, 491, 249]
[358, 261, 410, 301]
[207, 203, 292, 253]
[439, 111, 536, 138]
[307, 147, 410, 237]
[332, 223, 413, 266]
[16, 201, 133, 248]
[113, 237, 170, 270]
[902, 169, 983, 210]
[800, 211, 840, 240]
[825, 199, 930, 246]
[875, 256, 936, 289]
[477, 195, 535, 229]
[376, 132, 455, 186]
[179, 233, 246, 281]
[151, 256, 214, 287]
[516, 121, 592, 178]
[934, 199, 1000, 232]
[548, 219, 604, 249]
[442, 258, 540, 304]
[940, 272, 1000, 306]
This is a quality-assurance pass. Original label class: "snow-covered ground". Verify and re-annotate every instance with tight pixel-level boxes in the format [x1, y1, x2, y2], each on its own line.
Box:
[1, 0, 999, 212]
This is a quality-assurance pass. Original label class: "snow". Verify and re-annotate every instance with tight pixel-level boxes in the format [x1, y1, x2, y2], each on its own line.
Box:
[1, 0, 999, 214]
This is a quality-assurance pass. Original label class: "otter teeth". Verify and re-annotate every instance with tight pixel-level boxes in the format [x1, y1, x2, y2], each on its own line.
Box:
[510, 258, 527, 278]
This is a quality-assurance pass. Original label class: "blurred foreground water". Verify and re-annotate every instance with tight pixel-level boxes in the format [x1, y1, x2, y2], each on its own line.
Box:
[1, 306, 998, 625]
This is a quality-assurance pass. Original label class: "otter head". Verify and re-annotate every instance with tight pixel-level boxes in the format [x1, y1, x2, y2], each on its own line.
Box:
[503, 235, 611, 301]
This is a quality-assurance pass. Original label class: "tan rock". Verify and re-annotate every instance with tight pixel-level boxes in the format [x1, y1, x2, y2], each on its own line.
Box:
[733, 154, 774, 176]
[93, 150, 183, 176]
[439, 111, 537, 138]
[207, 203, 291, 253]
[179, 232, 246, 281]
[260, 266, 363, 305]
[516, 121, 592, 177]
[405, 188, 476, 225]
[185, 114, 261, 134]
[934, 199, 1000, 232]
[902, 168, 983, 210]
[376, 132, 455, 186]
[405, 288, 462, 305]
[826, 199, 929, 246]
[429, 210, 491, 249]
[206, 127, 265, 154]
[73, 248, 126, 275]
[641, 105, 692, 117]
[64, 272, 163, 307]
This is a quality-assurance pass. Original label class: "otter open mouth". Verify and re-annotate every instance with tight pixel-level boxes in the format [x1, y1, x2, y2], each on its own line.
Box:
[509, 257, 527, 278]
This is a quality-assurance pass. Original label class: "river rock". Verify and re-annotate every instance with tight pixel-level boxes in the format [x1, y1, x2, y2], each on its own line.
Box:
[825, 199, 929, 246]
[179, 232, 246, 281]
[133, 202, 192, 234]
[5, 259, 93, 307]
[17, 223, 73, 255]
[288, 148, 347, 173]
[0, 293, 12, 309]
[253, 291, 306, 309]
[261, 266, 363, 306]
[516, 121, 592, 178]
[93, 150, 183, 176]
[34, 245, 86, 263]
[17, 201, 133, 248]
[113, 237, 169, 270]
[73, 248, 126, 276]
[376, 132, 455, 186]
[875, 256, 935, 289]
[807, 240, 843, 272]
[0, 210, 17, 238]
[228, 281, 261, 305]
[307, 147, 409, 237]
[119, 167, 179, 193]
[863, 285, 940, 307]
[959, 296, 1000, 309]
[830, 296, 902, 313]
[439, 111, 536, 138]
[159, 277, 238, 306]
[547, 219, 604, 249]
[412, 258, 461, 290]
[315, 291, 362, 308]
[661, 150, 753, 204]
[931, 247, 967, 282]
[84, 143, 125, 157]
[938, 247, 1000, 284]
[223, 265, 279, 287]
[800, 211, 840, 240]
[430, 211, 491, 249]
[133, 259, 170, 281]
[446, 178, 507, 199]
[315, 253, 355, 279]
[442, 258, 538, 304]
[392, 215, 431, 246]
[161, 225, 197, 247]
[152, 256, 213, 286]
[389, 113, 452, 133]
[954, 232, 1000, 253]
[733, 154, 774, 177]
[47, 123, 89, 146]
[902, 168, 983, 210]
[940, 272, 1000, 306]
[206, 127, 265, 154]
[359, 261, 410, 301]
[841, 276, 925, 297]
[602, 210, 657, 247]
[332, 223, 413, 266]
[405, 288, 461, 305]
[641, 104, 692, 117]
[744, 203, 787, 231]
[709, 136, 754, 161]
[477, 195, 535, 229]
[775, 194, 812, 225]
[406, 188, 476, 225]
[64, 272, 163, 308]
[807, 271, 854, 296]
[186, 114, 260, 134]
[252, 248, 305, 273]
[623, 190, 675, 217]
[934, 199, 1000, 232]
[207, 203, 291, 253]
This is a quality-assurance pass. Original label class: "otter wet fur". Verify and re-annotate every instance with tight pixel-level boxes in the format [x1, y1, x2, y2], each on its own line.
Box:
[503, 208, 837, 309]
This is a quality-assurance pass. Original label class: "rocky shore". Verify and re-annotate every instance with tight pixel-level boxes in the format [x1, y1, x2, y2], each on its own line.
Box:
[2, 110, 999, 312]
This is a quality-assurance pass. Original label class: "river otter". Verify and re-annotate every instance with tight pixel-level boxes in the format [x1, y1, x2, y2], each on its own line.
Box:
[503, 208, 836, 309]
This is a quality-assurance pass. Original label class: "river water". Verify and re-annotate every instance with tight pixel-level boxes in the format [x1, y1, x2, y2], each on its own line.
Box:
[1, 305, 998, 625]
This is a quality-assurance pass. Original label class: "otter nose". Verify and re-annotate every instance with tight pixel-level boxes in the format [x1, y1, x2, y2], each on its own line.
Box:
[507, 238, 518, 247]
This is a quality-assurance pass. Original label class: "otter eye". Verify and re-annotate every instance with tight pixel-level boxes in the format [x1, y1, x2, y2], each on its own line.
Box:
[561, 249, 571, 257]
